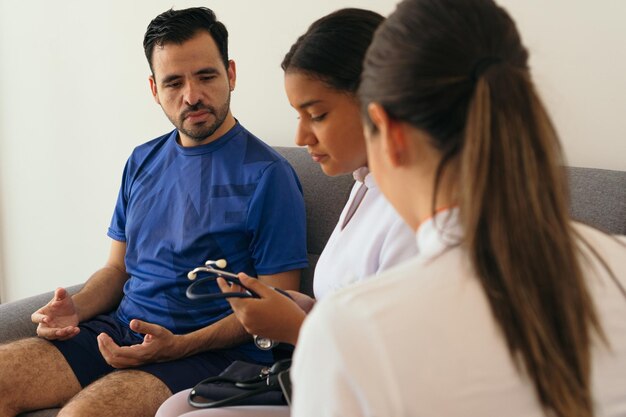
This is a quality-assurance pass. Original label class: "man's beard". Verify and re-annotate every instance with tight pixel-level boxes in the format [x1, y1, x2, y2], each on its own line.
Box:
[172, 94, 231, 143]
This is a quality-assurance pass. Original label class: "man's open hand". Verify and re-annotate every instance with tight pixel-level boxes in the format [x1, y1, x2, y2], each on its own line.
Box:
[97, 319, 183, 368]
[31, 287, 80, 340]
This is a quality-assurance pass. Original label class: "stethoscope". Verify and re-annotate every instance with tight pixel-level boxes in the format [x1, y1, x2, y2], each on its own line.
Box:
[186, 259, 290, 350]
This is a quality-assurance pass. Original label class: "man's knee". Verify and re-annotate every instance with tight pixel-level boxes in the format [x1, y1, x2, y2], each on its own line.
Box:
[0, 338, 51, 392]
[0, 337, 80, 415]
[0, 337, 58, 368]
[59, 370, 172, 417]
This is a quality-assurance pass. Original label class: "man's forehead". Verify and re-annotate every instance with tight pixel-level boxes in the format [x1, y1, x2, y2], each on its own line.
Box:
[152, 32, 222, 65]
[151, 32, 223, 73]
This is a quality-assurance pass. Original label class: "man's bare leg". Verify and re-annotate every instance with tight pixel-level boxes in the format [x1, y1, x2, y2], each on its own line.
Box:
[58, 370, 172, 417]
[0, 338, 81, 417]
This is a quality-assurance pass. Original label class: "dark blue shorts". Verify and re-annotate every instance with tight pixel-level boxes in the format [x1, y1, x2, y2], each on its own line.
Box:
[50, 313, 261, 394]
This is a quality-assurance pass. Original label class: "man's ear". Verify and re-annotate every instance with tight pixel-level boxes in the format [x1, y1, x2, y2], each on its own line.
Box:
[367, 102, 407, 167]
[149, 75, 160, 105]
[227, 60, 237, 92]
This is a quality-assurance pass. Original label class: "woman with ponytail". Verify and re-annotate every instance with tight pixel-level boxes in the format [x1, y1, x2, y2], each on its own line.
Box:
[292, 0, 626, 416]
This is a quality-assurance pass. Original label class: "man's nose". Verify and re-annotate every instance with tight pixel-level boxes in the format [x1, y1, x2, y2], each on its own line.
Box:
[183, 81, 202, 106]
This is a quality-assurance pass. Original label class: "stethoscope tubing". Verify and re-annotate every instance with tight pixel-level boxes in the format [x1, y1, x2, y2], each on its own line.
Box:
[186, 273, 292, 301]
[186, 275, 259, 300]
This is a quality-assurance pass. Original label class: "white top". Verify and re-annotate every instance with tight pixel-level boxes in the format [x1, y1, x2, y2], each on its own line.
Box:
[313, 167, 418, 300]
[293, 210, 626, 417]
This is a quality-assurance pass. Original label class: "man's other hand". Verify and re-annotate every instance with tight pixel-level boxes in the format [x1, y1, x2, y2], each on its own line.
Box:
[31, 287, 80, 340]
[97, 319, 182, 368]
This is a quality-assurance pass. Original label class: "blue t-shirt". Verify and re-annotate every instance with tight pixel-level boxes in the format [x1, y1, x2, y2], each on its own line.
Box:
[107, 123, 308, 361]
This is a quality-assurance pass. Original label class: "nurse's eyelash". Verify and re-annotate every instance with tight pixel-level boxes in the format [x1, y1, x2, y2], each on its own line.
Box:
[311, 112, 328, 122]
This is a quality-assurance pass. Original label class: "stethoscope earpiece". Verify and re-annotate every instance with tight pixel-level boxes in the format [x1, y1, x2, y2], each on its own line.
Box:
[205, 259, 227, 269]
[188, 259, 230, 280]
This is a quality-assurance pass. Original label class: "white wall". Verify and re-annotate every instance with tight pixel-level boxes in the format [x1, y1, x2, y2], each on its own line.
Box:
[0, 1, 624, 302]
[497, 0, 626, 170]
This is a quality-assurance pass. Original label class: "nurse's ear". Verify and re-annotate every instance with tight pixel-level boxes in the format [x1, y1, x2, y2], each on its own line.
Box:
[367, 102, 408, 168]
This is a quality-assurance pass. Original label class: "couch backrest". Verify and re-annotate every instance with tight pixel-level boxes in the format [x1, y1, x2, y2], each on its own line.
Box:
[277, 147, 626, 295]
[275, 147, 353, 295]
[567, 167, 626, 235]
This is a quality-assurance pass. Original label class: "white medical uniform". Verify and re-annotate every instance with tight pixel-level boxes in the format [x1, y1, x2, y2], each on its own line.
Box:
[293, 209, 626, 417]
[313, 167, 418, 299]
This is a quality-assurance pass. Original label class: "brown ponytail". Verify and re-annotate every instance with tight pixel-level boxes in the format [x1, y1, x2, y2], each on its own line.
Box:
[359, 0, 607, 415]
[462, 64, 604, 417]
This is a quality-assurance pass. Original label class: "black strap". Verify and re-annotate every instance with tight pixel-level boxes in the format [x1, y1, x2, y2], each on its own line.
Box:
[189, 384, 284, 408]
[188, 360, 290, 409]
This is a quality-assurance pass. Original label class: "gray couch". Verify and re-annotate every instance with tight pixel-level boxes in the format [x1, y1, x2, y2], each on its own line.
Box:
[0, 146, 624, 417]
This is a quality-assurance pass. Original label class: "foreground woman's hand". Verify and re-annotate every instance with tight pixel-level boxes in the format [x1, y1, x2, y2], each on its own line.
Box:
[217, 274, 311, 345]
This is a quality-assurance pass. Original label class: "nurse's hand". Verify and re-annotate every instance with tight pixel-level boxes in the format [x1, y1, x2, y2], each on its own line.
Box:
[31, 287, 80, 341]
[217, 274, 310, 345]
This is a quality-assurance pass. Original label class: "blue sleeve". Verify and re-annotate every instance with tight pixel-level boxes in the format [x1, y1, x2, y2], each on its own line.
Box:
[107, 159, 131, 242]
[246, 159, 309, 275]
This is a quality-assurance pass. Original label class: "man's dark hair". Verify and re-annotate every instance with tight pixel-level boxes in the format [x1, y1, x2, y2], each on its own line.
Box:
[143, 7, 229, 73]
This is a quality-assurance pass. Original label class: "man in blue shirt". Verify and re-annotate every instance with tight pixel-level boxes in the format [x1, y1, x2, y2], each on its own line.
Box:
[0, 7, 307, 417]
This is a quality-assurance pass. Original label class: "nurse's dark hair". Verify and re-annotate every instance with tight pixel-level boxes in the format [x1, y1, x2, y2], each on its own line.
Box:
[281, 8, 384, 93]
[143, 7, 229, 73]
[359, 0, 613, 416]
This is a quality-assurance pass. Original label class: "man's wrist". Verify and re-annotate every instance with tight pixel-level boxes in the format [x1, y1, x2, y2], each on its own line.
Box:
[70, 294, 84, 323]
[177, 317, 253, 356]
[177, 331, 211, 357]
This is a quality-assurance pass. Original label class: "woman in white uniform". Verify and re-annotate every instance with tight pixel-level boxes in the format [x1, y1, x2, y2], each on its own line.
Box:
[156, 8, 418, 417]
[292, 0, 626, 416]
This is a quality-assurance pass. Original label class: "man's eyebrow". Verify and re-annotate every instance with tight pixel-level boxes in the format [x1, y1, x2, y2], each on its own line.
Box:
[298, 99, 322, 110]
[160, 68, 220, 85]
[161, 74, 182, 85]
[196, 67, 220, 76]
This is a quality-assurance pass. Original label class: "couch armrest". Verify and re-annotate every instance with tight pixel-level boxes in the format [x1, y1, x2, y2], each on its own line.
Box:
[0, 284, 83, 344]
